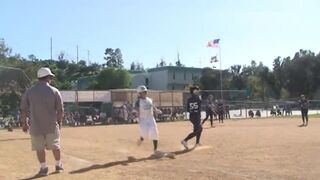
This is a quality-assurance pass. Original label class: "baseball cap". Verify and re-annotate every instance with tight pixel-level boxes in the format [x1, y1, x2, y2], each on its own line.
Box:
[137, 85, 148, 93]
[37, 67, 55, 78]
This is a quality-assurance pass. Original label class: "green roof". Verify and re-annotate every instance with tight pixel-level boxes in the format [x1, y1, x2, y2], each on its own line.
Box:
[147, 66, 202, 73]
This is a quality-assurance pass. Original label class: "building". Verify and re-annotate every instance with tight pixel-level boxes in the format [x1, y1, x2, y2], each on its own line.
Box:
[75, 66, 203, 91]
[130, 66, 202, 90]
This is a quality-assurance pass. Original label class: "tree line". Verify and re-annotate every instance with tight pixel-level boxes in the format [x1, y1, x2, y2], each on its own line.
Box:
[1, 37, 320, 118]
[200, 49, 320, 100]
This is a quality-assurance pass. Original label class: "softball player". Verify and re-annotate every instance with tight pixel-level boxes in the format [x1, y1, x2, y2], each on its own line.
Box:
[299, 94, 309, 126]
[134, 85, 159, 154]
[181, 85, 203, 149]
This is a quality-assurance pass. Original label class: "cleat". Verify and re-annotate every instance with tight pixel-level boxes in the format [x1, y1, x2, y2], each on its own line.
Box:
[181, 140, 188, 150]
[37, 167, 48, 176]
[55, 165, 64, 173]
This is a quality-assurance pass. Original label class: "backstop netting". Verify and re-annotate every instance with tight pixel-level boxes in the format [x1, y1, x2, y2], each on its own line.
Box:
[0, 66, 31, 127]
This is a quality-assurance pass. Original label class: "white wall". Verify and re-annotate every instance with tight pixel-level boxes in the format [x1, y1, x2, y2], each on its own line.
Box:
[149, 70, 168, 90]
[130, 73, 149, 89]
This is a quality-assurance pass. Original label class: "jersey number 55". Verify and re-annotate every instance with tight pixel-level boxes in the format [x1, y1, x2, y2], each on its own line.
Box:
[189, 102, 199, 110]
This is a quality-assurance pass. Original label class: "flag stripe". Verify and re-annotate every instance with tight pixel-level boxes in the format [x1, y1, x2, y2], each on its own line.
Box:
[207, 38, 220, 48]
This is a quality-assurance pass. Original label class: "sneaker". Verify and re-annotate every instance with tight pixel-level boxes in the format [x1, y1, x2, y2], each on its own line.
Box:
[37, 167, 48, 176]
[55, 165, 64, 173]
[151, 150, 163, 158]
[195, 143, 202, 147]
[153, 150, 161, 155]
[181, 140, 188, 150]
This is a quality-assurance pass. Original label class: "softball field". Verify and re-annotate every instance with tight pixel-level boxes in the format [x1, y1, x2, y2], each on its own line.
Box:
[1, 117, 320, 180]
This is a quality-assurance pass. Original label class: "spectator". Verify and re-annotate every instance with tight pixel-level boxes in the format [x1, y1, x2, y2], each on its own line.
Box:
[255, 110, 261, 117]
[248, 110, 254, 118]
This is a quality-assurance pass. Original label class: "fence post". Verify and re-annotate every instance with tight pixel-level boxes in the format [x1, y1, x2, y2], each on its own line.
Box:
[75, 90, 79, 112]
[245, 98, 248, 119]
[171, 90, 174, 108]
[159, 92, 162, 107]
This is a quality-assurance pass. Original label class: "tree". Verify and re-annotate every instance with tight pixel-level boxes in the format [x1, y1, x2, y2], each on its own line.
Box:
[229, 65, 245, 90]
[176, 59, 184, 67]
[271, 56, 284, 99]
[281, 51, 318, 97]
[159, 58, 166, 67]
[199, 68, 220, 90]
[104, 48, 124, 68]
[256, 62, 271, 101]
[114, 48, 123, 68]
[136, 62, 144, 71]
[78, 60, 86, 66]
[56, 60, 68, 69]
[130, 62, 136, 70]
[130, 61, 144, 71]
[28, 54, 37, 61]
[93, 68, 130, 90]
[0, 38, 12, 58]
[58, 51, 65, 61]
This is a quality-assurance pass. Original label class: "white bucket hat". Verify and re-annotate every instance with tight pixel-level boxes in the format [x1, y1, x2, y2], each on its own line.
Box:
[37, 67, 55, 78]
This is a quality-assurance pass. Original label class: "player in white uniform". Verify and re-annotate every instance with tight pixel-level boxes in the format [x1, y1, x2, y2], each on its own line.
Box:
[134, 85, 159, 153]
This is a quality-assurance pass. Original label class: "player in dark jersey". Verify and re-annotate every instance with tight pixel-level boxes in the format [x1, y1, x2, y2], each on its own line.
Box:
[224, 104, 230, 119]
[181, 85, 203, 149]
[202, 95, 214, 127]
[299, 94, 309, 126]
[217, 100, 224, 123]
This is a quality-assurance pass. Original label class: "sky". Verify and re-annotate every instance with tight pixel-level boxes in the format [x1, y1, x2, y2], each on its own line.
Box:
[1, 0, 320, 69]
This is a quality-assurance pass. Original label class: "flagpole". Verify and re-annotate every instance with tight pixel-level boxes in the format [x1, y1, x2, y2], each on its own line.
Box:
[219, 39, 223, 99]
[50, 37, 53, 60]
[208, 38, 223, 99]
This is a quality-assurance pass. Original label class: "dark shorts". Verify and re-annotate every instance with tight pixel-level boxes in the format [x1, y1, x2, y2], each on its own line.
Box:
[301, 109, 308, 116]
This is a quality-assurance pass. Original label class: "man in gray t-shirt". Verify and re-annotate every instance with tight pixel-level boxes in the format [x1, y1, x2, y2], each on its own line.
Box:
[20, 67, 64, 176]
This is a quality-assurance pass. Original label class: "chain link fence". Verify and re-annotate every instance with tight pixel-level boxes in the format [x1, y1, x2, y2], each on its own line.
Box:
[2, 88, 320, 129]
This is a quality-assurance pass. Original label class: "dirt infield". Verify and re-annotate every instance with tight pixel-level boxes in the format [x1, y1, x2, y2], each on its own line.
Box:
[1, 117, 320, 180]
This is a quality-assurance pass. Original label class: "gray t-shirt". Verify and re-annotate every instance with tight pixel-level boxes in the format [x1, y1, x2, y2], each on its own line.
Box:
[20, 81, 64, 135]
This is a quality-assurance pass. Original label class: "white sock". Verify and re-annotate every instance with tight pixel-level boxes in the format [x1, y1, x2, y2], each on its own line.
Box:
[55, 160, 62, 166]
[40, 162, 47, 169]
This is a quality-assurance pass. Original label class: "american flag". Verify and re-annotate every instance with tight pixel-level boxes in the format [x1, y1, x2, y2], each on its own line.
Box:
[207, 39, 220, 48]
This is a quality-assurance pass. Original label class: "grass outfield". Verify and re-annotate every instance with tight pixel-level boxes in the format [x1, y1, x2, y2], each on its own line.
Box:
[1, 117, 320, 180]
